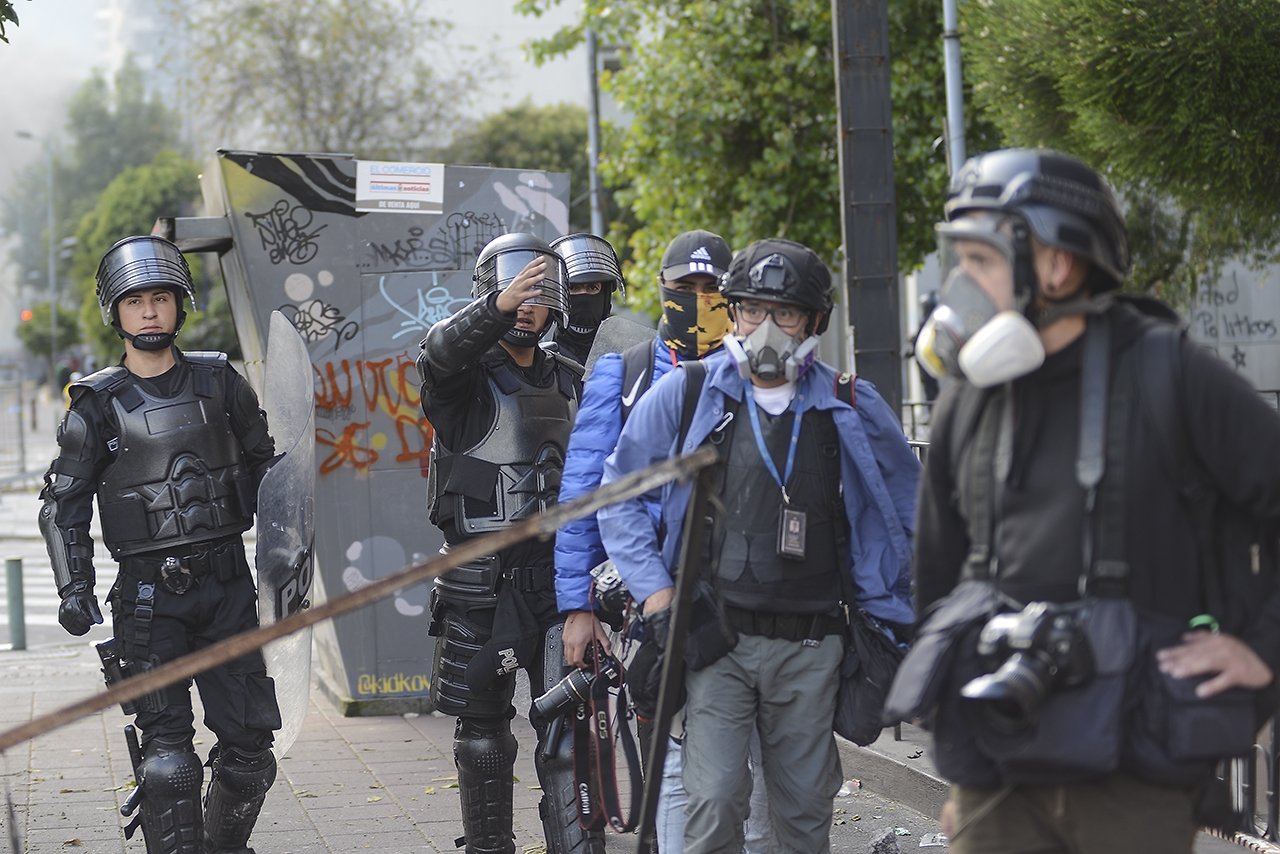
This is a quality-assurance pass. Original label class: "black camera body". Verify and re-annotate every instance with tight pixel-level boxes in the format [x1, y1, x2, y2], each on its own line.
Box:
[533, 643, 623, 723]
[961, 601, 1096, 729]
[590, 560, 632, 627]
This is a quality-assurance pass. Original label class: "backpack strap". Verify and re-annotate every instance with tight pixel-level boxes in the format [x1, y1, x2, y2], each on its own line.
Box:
[834, 372, 856, 408]
[620, 340, 657, 426]
[677, 360, 708, 451]
[1134, 321, 1228, 620]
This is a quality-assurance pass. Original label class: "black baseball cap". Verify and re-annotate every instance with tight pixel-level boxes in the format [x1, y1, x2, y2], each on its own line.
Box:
[660, 230, 733, 281]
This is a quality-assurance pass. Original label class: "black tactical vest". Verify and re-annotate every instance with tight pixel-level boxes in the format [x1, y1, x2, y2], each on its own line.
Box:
[83, 355, 255, 559]
[429, 354, 579, 538]
[714, 404, 844, 613]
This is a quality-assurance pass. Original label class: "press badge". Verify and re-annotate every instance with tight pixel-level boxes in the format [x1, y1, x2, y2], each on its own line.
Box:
[778, 507, 807, 559]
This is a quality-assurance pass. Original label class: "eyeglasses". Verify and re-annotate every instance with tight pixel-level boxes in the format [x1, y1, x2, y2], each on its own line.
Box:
[734, 302, 807, 329]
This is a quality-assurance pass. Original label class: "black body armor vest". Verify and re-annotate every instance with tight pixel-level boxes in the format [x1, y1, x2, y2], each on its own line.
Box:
[714, 405, 844, 613]
[429, 354, 579, 539]
[83, 355, 255, 559]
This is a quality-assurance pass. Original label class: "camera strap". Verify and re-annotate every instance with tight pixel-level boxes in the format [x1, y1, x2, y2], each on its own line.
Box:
[571, 673, 642, 833]
[958, 313, 1133, 595]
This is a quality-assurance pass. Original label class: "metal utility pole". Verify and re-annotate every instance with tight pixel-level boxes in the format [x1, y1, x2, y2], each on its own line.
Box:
[830, 0, 903, 415]
[942, 0, 967, 173]
[585, 29, 605, 236]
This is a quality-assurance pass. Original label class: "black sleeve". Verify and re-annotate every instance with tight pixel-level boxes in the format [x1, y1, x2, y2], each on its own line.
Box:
[1181, 341, 1280, 669]
[912, 383, 971, 616]
[40, 389, 112, 586]
[224, 366, 276, 492]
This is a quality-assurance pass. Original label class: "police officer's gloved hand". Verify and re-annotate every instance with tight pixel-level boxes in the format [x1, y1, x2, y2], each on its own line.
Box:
[627, 607, 673, 720]
[58, 578, 103, 636]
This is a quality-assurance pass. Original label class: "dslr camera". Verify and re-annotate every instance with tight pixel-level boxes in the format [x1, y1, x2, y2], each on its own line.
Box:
[590, 560, 631, 627]
[533, 642, 623, 722]
[960, 601, 1095, 729]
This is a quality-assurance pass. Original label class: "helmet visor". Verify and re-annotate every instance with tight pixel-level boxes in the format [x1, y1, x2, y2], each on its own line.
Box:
[473, 248, 570, 322]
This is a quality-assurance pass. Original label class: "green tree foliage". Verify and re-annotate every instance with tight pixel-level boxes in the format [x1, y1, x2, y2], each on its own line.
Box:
[158, 0, 493, 160]
[963, 0, 1280, 303]
[443, 102, 600, 234]
[15, 302, 79, 371]
[67, 150, 231, 362]
[518, 0, 999, 316]
[3, 57, 179, 324]
[0, 0, 27, 43]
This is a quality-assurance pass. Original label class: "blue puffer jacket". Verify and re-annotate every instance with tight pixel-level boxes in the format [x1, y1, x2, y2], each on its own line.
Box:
[599, 356, 919, 626]
[554, 338, 684, 612]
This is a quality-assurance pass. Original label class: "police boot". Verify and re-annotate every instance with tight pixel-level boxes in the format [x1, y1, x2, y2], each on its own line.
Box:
[534, 718, 607, 854]
[138, 735, 205, 854]
[455, 717, 518, 854]
[202, 746, 276, 854]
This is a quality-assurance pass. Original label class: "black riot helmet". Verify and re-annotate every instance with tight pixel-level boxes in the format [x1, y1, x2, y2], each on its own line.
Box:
[473, 233, 570, 347]
[944, 148, 1131, 292]
[96, 235, 196, 350]
[720, 238, 834, 335]
[550, 233, 625, 299]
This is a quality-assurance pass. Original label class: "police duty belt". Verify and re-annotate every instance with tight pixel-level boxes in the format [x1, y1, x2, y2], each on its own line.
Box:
[0, 447, 718, 755]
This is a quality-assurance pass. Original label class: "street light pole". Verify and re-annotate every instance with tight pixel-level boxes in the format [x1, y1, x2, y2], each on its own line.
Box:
[15, 131, 56, 381]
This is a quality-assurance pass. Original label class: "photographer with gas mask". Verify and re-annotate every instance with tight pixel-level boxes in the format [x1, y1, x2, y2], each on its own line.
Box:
[599, 238, 919, 854]
[888, 149, 1280, 854]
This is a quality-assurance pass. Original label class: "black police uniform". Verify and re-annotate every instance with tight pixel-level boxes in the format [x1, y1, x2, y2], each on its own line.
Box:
[417, 290, 597, 854]
[40, 349, 281, 854]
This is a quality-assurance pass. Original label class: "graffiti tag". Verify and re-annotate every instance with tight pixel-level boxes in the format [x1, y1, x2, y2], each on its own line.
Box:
[245, 200, 327, 265]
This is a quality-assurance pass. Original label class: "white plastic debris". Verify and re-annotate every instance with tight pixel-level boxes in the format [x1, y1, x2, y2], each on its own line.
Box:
[836, 778, 862, 796]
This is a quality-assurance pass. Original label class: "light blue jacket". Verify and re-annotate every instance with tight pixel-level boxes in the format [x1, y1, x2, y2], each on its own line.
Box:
[598, 355, 919, 626]
[554, 338, 682, 612]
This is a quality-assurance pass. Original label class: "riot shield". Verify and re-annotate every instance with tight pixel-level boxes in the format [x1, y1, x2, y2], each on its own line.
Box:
[582, 315, 656, 379]
[257, 310, 316, 758]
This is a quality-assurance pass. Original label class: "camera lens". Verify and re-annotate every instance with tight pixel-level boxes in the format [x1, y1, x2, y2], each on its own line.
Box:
[532, 668, 596, 721]
[960, 651, 1053, 729]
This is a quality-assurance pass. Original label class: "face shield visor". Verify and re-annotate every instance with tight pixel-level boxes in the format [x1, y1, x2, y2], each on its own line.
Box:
[916, 217, 1044, 388]
[472, 247, 570, 330]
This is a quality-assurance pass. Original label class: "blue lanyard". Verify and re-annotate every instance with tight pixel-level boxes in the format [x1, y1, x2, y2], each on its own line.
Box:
[742, 379, 804, 505]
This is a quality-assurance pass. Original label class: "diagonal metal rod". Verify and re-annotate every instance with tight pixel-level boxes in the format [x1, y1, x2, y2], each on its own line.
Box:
[0, 447, 718, 754]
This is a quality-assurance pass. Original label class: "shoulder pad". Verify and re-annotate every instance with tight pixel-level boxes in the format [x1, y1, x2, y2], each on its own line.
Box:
[834, 372, 857, 408]
[183, 350, 230, 369]
[74, 365, 130, 393]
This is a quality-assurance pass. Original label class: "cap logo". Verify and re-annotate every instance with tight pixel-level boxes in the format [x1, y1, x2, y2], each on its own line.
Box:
[690, 246, 712, 261]
[689, 261, 715, 273]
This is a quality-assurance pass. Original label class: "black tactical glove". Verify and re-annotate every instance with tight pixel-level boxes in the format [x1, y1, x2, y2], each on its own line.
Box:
[58, 579, 103, 636]
[627, 607, 672, 720]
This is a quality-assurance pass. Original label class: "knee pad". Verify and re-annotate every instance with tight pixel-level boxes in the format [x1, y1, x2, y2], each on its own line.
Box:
[204, 747, 276, 853]
[455, 717, 518, 777]
[139, 736, 204, 854]
[431, 607, 515, 719]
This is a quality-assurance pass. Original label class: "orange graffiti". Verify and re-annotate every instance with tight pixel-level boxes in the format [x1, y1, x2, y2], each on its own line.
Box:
[360, 357, 395, 413]
[394, 414, 434, 478]
[317, 422, 378, 474]
[314, 360, 355, 412]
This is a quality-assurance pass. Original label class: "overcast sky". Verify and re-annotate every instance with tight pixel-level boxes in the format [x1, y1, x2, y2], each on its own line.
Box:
[0, 0, 587, 202]
[0, 0, 102, 199]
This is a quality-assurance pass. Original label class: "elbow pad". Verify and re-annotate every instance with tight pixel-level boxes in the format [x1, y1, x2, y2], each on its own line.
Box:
[420, 294, 514, 378]
[41, 409, 97, 593]
[40, 498, 94, 594]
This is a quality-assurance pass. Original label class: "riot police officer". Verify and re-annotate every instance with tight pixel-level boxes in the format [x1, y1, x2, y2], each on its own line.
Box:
[417, 233, 598, 854]
[549, 232, 625, 364]
[39, 235, 281, 854]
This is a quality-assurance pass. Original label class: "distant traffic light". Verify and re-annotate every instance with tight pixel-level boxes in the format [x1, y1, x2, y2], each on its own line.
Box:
[19, 309, 33, 322]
